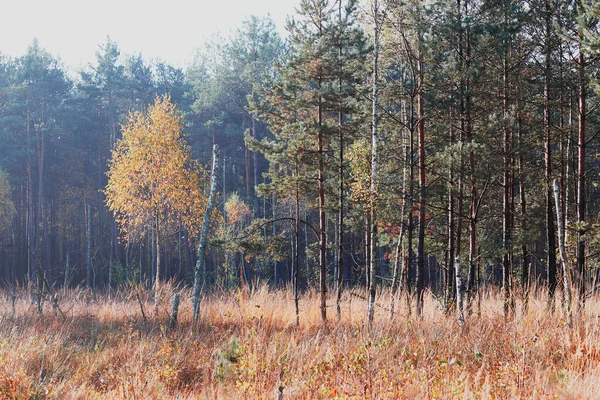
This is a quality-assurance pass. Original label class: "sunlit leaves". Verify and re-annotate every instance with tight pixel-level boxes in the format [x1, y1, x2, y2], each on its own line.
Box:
[224, 193, 251, 226]
[105, 96, 207, 240]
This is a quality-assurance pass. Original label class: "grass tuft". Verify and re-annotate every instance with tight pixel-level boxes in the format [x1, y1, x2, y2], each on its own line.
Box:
[0, 285, 597, 398]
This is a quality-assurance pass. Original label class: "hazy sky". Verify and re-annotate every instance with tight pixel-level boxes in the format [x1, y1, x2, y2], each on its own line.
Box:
[0, 0, 299, 71]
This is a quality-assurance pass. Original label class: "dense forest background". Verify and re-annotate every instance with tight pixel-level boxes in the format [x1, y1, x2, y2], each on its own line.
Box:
[0, 0, 599, 321]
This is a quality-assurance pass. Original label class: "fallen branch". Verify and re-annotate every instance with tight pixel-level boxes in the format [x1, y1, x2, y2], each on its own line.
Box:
[350, 292, 391, 313]
[136, 292, 148, 322]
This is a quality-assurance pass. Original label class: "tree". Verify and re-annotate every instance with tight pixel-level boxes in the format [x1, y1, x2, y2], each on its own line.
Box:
[105, 96, 206, 312]
[368, 0, 381, 324]
[250, 0, 329, 324]
[0, 170, 15, 244]
[14, 40, 71, 283]
[227, 16, 283, 216]
[0, 170, 16, 283]
[79, 37, 129, 287]
[193, 144, 219, 321]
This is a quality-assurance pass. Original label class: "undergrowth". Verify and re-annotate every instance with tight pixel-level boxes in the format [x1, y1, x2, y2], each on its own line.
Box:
[0, 283, 597, 399]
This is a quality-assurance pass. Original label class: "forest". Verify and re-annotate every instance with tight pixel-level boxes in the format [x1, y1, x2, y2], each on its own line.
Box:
[0, 0, 599, 398]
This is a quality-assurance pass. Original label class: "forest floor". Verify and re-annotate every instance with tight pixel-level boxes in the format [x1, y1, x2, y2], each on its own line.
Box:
[0, 283, 598, 399]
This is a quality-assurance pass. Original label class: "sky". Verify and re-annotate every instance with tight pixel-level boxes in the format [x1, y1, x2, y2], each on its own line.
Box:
[0, 0, 299, 72]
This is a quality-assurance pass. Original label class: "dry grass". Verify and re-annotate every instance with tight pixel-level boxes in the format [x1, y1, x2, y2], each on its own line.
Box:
[0, 283, 598, 399]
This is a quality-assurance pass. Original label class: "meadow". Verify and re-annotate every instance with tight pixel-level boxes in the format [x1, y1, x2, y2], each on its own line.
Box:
[0, 284, 598, 399]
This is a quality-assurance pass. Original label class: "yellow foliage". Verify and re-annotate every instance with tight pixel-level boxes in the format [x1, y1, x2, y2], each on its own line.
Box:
[347, 138, 371, 206]
[105, 96, 207, 239]
[224, 193, 251, 225]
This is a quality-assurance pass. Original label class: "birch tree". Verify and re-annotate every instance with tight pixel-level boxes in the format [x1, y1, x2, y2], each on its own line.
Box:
[105, 96, 206, 313]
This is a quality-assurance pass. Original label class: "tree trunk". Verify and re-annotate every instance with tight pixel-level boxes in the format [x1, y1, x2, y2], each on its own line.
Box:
[37, 123, 50, 284]
[304, 208, 310, 283]
[178, 224, 183, 280]
[273, 198, 279, 287]
[446, 106, 455, 313]
[464, 0, 477, 317]
[576, 26, 586, 311]
[252, 117, 259, 218]
[368, 0, 379, 325]
[336, 0, 345, 320]
[455, 45, 465, 318]
[64, 251, 70, 287]
[553, 180, 572, 327]
[405, 95, 416, 316]
[151, 222, 156, 286]
[86, 204, 92, 289]
[416, 33, 426, 319]
[390, 120, 408, 319]
[455, 256, 464, 326]
[193, 144, 220, 321]
[26, 108, 35, 283]
[518, 92, 530, 314]
[154, 215, 161, 316]
[168, 293, 181, 333]
[365, 213, 371, 291]
[544, 0, 558, 312]
[502, 10, 513, 320]
[295, 162, 300, 326]
[318, 73, 327, 324]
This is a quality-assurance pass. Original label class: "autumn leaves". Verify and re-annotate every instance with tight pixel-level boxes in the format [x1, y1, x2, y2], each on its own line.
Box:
[105, 96, 207, 242]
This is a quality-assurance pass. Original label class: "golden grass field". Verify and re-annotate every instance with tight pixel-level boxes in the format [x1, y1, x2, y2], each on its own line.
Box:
[0, 283, 598, 399]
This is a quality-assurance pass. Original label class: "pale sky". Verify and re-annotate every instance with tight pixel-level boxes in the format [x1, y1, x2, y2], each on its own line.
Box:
[0, 0, 299, 72]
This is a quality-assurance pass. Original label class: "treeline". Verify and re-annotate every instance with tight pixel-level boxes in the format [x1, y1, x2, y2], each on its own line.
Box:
[0, 0, 599, 324]
[0, 17, 281, 291]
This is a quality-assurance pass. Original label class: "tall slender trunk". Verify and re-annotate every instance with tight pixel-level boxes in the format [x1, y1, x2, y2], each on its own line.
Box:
[151, 221, 156, 285]
[336, 0, 345, 320]
[502, 7, 513, 320]
[455, 0, 465, 318]
[545, 0, 558, 311]
[365, 214, 371, 290]
[304, 208, 310, 282]
[403, 95, 416, 316]
[465, 0, 477, 316]
[446, 115, 455, 313]
[368, 0, 379, 325]
[559, 39, 566, 275]
[554, 180, 572, 327]
[154, 215, 161, 315]
[452, 0, 464, 306]
[295, 162, 300, 326]
[108, 88, 117, 290]
[316, 13, 328, 323]
[416, 26, 426, 319]
[455, 150, 464, 318]
[576, 20, 586, 311]
[86, 204, 92, 289]
[273, 197, 278, 287]
[518, 90, 530, 314]
[37, 124, 48, 282]
[178, 224, 183, 279]
[455, 256, 464, 326]
[193, 145, 220, 321]
[252, 117, 259, 218]
[125, 234, 130, 282]
[390, 112, 408, 319]
[565, 96, 573, 246]
[64, 250, 70, 287]
[26, 108, 35, 282]
[317, 88, 327, 324]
